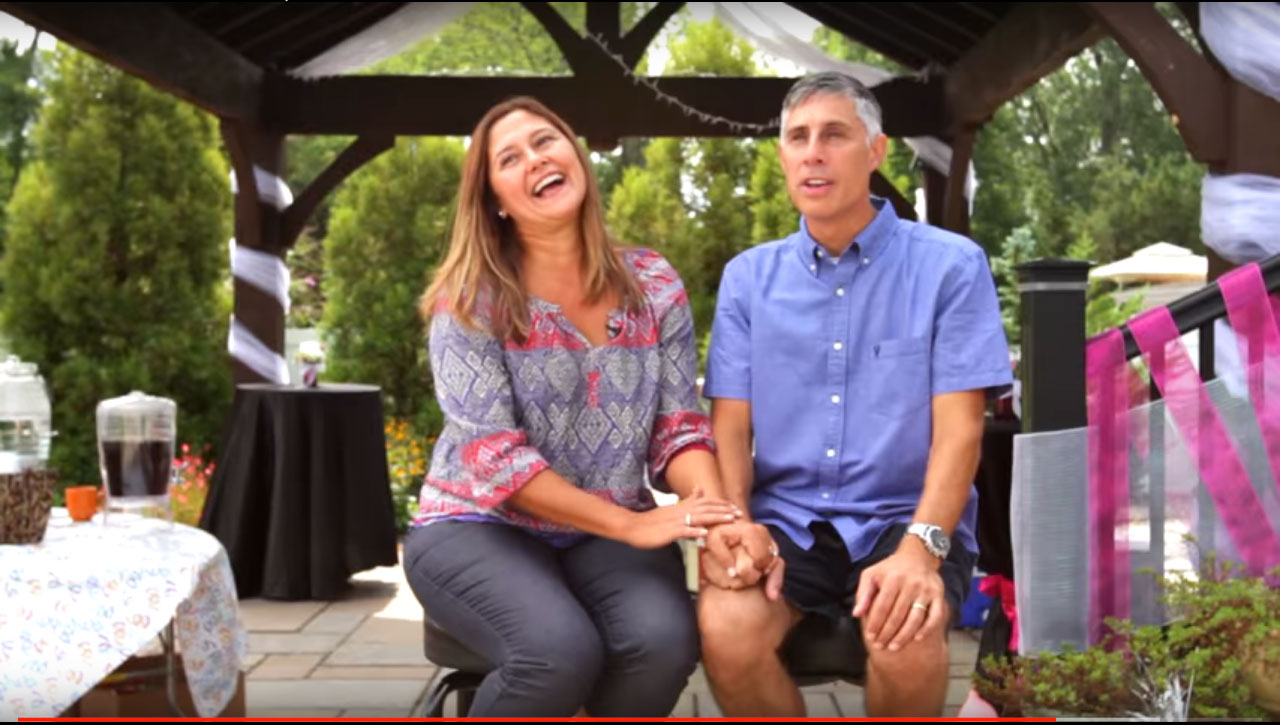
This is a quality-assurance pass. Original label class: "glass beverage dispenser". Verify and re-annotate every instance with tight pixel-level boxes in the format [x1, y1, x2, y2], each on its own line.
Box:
[97, 391, 176, 523]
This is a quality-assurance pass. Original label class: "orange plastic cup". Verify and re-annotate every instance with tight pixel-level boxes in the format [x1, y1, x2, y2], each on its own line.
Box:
[66, 485, 99, 522]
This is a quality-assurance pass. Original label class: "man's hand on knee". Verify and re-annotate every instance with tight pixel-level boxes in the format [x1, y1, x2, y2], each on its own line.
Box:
[851, 549, 947, 652]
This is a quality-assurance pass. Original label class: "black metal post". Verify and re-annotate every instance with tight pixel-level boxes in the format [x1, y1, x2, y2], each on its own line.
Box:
[1017, 259, 1092, 433]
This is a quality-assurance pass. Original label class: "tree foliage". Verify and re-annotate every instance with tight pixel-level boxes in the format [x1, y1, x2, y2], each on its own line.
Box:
[1, 47, 232, 487]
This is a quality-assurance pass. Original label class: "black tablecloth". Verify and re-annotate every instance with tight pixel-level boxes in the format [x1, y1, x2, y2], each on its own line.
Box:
[974, 415, 1020, 689]
[975, 416, 1019, 578]
[200, 383, 399, 600]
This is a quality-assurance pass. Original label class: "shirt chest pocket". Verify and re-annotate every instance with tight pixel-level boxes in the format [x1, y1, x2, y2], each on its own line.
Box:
[863, 336, 931, 417]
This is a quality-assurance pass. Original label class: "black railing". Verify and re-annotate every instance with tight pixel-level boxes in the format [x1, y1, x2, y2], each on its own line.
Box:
[1014, 249, 1280, 629]
[1016, 250, 1280, 434]
[1116, 251, 1280, 362]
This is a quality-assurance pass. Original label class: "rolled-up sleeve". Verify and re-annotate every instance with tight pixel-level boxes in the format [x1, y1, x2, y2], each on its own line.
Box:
[425, 310, 550, 508]
[642, 253, 715, 491]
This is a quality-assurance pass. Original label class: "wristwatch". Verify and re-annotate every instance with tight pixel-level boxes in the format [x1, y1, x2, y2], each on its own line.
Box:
[906, 523, 950, 559]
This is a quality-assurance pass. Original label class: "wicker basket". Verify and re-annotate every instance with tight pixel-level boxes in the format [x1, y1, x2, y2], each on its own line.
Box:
[0, 468, 56, 544]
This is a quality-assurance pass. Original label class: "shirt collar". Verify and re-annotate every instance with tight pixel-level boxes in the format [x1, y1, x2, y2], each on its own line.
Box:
[794, 195, 897, 270]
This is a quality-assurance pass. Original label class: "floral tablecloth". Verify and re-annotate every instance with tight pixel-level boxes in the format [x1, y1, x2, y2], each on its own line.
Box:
[0, 508, 246, 718]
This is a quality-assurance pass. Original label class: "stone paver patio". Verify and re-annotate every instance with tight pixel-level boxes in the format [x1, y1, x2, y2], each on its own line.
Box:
[236, 546, 981, 718]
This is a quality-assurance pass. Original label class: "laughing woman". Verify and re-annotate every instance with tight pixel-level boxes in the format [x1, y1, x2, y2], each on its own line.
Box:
[403, 96, 737, 717]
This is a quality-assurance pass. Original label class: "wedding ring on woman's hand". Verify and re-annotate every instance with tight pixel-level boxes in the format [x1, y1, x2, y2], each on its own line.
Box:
[912, 601, 929, 613]
[685, 513, 691, 527]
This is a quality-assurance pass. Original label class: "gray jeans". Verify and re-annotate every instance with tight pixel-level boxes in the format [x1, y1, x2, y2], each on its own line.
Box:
[403, 520, 699, 717]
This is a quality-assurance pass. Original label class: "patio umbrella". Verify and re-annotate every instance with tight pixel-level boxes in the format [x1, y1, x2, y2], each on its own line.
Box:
[1089, 242, 1208, 285]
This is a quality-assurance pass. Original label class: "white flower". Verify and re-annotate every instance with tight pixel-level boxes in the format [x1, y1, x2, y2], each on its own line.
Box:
[296, 340, 327, 364]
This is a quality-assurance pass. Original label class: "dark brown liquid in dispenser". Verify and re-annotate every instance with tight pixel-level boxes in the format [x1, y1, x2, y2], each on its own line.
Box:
[101, 440, 171, 497]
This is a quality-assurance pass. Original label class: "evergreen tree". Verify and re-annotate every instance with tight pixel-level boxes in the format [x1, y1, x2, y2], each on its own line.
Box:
[1, 47, 232, 487]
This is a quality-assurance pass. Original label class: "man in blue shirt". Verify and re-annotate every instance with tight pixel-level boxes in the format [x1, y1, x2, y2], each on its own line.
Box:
[697, 72, 1013, 717]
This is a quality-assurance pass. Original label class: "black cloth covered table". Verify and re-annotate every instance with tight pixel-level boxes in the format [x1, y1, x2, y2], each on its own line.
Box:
[973, 414, 1020, 704]
[200, 383, 398, 600]
[975, 416, 1019, 579]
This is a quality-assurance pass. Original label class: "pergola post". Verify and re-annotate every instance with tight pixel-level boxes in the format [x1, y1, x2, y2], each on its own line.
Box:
[222, 122, 290, 384]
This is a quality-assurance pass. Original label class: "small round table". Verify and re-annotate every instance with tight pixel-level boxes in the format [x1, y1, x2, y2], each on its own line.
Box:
[200, 383, 399, 600]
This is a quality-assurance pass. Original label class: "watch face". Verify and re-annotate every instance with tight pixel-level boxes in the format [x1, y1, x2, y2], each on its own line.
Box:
[929, 529, 949, 551]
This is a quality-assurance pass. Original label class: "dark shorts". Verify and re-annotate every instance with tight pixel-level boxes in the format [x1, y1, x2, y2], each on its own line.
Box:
[769, 520, 976, 626]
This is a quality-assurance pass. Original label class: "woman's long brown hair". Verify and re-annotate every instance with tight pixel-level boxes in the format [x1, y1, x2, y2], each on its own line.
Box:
[420, 96, 643, 342]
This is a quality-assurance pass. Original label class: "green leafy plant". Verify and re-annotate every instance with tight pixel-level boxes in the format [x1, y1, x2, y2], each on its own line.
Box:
[1, 47, 231, 490]
[975, 550, 1280, 718]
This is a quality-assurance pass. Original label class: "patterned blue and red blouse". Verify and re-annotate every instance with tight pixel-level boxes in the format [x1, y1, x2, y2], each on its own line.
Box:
[412, 248, 714, 542]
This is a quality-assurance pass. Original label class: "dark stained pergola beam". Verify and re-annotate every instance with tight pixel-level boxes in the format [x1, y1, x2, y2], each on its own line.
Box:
[0, 2, 262, 121]
[1082, 1, 1226, 164]
[281, 134, 396, 247]
[263, 73, 947, 142]
[945, 3, 1103, 132]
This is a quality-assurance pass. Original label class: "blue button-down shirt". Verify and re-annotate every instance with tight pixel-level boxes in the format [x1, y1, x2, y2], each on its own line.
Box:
[703, 197, 1013, 560]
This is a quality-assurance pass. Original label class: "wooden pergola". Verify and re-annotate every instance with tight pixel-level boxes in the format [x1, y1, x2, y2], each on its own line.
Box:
[2, 1, 1277, 387]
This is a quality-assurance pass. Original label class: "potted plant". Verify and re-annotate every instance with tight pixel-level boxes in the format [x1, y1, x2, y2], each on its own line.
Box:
[974, 553, 1280, 719]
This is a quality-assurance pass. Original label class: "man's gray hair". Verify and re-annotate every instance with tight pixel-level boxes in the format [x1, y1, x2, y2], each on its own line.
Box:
[780, 72, 883, 145]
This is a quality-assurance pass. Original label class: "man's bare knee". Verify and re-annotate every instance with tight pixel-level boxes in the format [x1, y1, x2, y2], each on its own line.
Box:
[698, 586, 792, 672]
[862, 610, 951, 714]
[697, 586, 807, 717]
[866, 628, 948, 677]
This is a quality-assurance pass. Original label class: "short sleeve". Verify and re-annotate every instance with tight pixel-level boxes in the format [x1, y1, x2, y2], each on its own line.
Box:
[703, 254, 752, 401]
[931, 251, 1014, 398]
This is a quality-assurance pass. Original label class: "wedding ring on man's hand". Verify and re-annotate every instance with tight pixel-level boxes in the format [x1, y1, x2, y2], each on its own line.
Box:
[912, 601, 929, 613]
[768, 543, 779, 558]
[685, 513, 691, 527]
